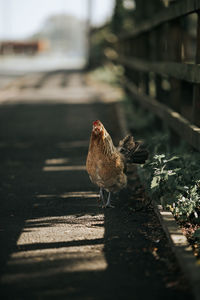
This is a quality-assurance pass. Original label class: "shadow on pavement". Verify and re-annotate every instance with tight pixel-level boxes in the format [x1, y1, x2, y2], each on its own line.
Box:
[0, 97, 194, 299]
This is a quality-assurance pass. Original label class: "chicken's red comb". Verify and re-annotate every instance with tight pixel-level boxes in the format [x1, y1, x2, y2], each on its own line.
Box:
[93, 120, 100, 126]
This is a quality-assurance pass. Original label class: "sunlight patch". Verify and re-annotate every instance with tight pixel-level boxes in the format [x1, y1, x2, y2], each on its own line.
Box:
[2, 253, 107, 283]
[1, 211, 106, 284]
[45, 158, 69, 165]
[43, 165, 86, 171]
[36, 191, 99, 199]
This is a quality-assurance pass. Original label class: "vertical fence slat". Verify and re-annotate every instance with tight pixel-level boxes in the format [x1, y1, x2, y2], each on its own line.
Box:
[192, 11, 200, 127]
[168, 19, 182, 112]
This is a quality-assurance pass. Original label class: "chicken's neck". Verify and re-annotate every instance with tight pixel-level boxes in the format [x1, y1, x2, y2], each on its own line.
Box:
[90, 130, 115, 157]
[102, 133, 115, 156]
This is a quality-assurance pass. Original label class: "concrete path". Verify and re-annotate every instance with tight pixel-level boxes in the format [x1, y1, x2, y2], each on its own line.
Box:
[0, 72, 194, 299]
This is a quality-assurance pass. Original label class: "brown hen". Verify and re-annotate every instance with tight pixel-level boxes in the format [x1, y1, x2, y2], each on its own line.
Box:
[86, 120, 148, 207]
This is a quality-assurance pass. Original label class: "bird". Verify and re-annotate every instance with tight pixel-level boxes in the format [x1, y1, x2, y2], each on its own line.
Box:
[86, 120, 148, 208]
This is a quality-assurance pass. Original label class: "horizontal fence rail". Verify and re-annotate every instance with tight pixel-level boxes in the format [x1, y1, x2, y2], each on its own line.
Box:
[120, 0, 200, 40]
[123, 77, 200, 151]
[116, 55, 200, 84]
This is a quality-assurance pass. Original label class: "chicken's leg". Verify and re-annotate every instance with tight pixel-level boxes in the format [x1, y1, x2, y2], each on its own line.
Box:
[99, 188, 105, 205]
[105, 192, 114, 208]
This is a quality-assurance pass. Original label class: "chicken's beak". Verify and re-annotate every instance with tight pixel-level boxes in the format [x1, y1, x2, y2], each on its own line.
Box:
[93, 125, 102, 135]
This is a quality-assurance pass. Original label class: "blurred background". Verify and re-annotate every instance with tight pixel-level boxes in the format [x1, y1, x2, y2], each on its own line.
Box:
[0, 0, 197, 76]
[0, 0, 114, 86]
[0, 0, 198, 124]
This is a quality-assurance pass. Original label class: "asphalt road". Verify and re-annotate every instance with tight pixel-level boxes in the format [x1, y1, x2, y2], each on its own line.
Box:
[0, 72, 194, 300]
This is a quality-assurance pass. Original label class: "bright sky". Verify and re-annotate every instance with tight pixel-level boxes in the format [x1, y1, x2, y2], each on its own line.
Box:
[0, 0, 115, 39]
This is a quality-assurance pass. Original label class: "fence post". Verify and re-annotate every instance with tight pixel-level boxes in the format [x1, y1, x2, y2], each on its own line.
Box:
[192, 11, 200, 127]
[168, 19, 182, 113]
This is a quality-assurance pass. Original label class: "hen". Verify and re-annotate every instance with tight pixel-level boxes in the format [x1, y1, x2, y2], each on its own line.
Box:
[86, 120, 148, 208]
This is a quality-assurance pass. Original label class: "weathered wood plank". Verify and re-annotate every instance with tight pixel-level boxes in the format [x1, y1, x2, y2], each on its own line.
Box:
[120, 0, 200, 40]
[192, 11, 200, 127]
[168, 20, 182, 113]
[123, 77, 200, 151]
[116, 55, 200, 84]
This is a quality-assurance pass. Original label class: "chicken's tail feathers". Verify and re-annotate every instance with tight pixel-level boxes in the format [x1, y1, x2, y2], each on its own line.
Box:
[118, 135, 138, 154]
[118, 135, 148, 164]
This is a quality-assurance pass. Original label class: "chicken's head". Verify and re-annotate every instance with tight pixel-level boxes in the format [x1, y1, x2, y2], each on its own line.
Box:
[92, 120, 104, 135]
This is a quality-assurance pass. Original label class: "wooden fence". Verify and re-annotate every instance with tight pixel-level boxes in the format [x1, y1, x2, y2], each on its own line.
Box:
[111, 0, 200, 151]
